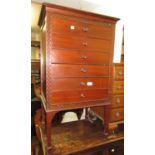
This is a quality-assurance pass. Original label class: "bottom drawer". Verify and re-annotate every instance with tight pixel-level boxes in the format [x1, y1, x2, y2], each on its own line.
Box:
[49, 89, 109, 105]
[110, 108, 124, 122]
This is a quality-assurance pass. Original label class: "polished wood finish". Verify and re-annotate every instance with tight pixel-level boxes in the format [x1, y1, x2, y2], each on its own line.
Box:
[109, 62, 124, 131]
[50, 33, 111, 52]
[110, 108, 124, 122]
[49, 14, 113, 40]
[49, 64, 111, 78]
[49, 89, 109, 105]
[113, 66, 124, 80]
[38, 119, 124, 155]
[111, 95, 124, 108]
[50, 49, 110, 65]
[38, 3, 119, 151]
[50, 78, 109, 91]
[112, 81, 124, 94]
[91, 62, 124, 132]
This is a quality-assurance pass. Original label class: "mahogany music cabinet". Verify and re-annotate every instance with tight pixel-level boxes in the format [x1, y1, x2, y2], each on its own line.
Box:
[38, 3, 119, 153]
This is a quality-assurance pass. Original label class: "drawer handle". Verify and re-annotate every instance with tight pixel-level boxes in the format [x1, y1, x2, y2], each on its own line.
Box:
[81, 55, 88, 59]
[117, 86, 123, 90]
[118, 71, 123, 75]
[70, 25, 75, 30]
[80, 93, 85, 98]
[82, 42, 88, 46]
[110, 148, 115, 152]
[116, 98, 120, 103]
[80, 82, 86, 86]
[116, 112, 120, 117]
[82, 27, 88, 32]
[80, 68, 87, 73]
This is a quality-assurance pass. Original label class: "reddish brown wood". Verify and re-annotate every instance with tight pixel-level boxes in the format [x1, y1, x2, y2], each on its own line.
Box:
[49, 100, 110, 112]
[49, 13, 113, 40]
[34, 109, 42, 141]
[35, 109, 124, 155]
[38, 3, 119, 28]
[111, 95, 124, 108]
[112, 81, 124, 94]
[46, 111, 57, 151]
[49, 89, 109, 105]
[38, 3, 119, 150]
[104, 105, 111, 134]
[110, 108, 124, 122]
[90, 61, 124, 132]
[50, 49, 110, 65]
[113, 66, 124, 80]
[50, 33, 111, 52]
[49, 64, 111, 78]
[50, 78, 109, 91]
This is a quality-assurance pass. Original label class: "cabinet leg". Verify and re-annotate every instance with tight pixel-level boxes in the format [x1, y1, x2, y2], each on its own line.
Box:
[104, 105, 110, 135]
[46, 111, 57, 152]
[85, 107, 89, 120]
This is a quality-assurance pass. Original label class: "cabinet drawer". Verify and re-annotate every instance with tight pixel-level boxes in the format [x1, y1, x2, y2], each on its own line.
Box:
[49, 89, 109, 104]
[112, 81, 124, 94]
[50, 34, 111, 52]
[50, 49, 110, 65]
[110, 108, 124, 122]
[111, 95, 124, 108]
[50, 78, 110, 91]
[49, 64, 111, 78]
[113, 66, 124, 80]
[50, 14, 113, 40]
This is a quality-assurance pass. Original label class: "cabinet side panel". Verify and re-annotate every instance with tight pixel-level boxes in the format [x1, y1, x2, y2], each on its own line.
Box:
[40, 22, 46, 98]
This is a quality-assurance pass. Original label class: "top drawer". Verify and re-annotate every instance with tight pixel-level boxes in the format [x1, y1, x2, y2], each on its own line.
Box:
[49, 14, 113, 40]
[113, 66, 124, 80]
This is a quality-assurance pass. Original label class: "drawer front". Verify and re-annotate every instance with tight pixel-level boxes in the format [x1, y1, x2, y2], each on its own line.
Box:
[113, 66, 124, 80]
[50, 14, 113, 40]
[112, 81, 124, 94]
[50, 49, 110, 65]
[110, 108, 124, 122]
[49, 89, 109, 104]
[50, 34, 111, 52]
[50, 78, 110, 91]
[111, 95, 124, 108]
[49, 64, 111, 78]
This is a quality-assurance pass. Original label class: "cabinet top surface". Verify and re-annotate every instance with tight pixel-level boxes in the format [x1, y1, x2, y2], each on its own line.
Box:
[38, 3, 120, 27]
[41, 120, 124, 154]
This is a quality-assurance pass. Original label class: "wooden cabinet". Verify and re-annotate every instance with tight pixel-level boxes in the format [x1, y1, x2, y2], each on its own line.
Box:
[91, 53, 124, 132]
[38, 3, 119, 153]
[109, 62, 124, 131]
